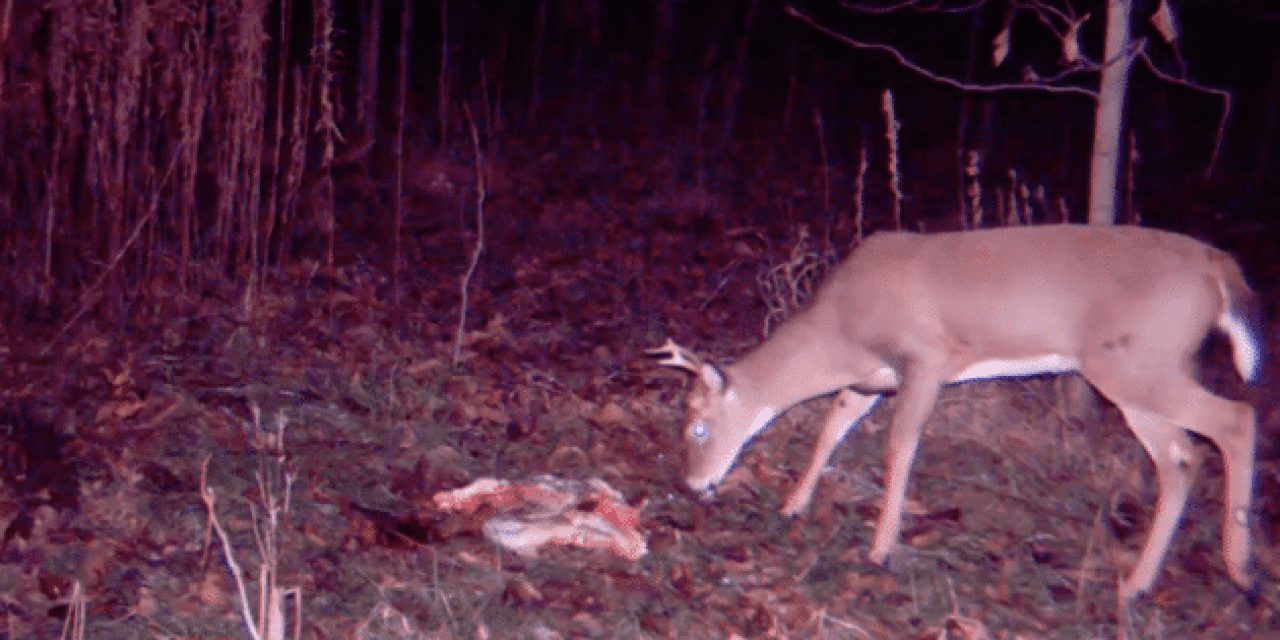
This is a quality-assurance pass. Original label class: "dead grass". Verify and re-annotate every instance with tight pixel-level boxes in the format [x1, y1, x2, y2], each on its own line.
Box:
[0, 124, 1274, 635]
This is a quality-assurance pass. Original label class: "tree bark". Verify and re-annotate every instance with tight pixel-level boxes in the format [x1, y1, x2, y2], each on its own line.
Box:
[1087, 0, 1133, 225]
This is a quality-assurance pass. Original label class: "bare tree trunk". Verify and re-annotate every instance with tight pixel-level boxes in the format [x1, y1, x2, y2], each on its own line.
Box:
[0, 0, 11, 100]
[438, 0, 450, 153]
[957, 11, 981, 229]
[645, 0, 674, 114]
[357, 0, 382, 150]
[695, 16, 726, 202]
[718, 0, 759, 151]
[311, 0, 337, 269]
[264, 0, 295, 282]
[393, 0, 410, 300]
[277, 65, 311, 266]
[1088, 0, 1133, 225]
[579, 0, 602, 78]
[1256, 58, 1280, 184]
[781, 38, 796, 131]
[527, 0, 547, 125]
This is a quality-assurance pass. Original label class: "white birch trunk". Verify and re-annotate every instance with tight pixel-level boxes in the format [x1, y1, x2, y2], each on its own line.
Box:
[1088, 0, 1134, 225]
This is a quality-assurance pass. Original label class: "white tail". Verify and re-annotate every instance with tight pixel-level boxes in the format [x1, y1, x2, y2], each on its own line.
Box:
[651, 224, 1258, 600]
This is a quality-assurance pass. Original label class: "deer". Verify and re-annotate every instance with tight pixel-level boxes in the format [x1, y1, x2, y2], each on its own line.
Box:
[650, 224, 1259, 600]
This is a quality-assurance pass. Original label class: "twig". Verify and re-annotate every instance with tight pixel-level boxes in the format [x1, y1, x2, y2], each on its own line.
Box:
[700, 258, 745, 312]
[42, 148, 183, 356]
[56, 580, 85, 640]
[1133, 44, 1232, 177]
[202, 456, 263, 640]
[1078, 501, 1106, 616]
[840, 0, 987, 15]
[452, 101, 486, 367]
[201, 409, 298, 640]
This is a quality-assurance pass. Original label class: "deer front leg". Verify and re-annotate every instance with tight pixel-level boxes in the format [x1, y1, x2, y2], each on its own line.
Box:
[869, 366, 943, 565]
[781, 389, 881, 516]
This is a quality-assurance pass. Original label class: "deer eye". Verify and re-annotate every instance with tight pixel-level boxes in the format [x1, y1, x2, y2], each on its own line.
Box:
[689, 422, 708, 441]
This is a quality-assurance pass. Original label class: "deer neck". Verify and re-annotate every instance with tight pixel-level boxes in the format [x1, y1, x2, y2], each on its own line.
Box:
[728, 312, 862, 411]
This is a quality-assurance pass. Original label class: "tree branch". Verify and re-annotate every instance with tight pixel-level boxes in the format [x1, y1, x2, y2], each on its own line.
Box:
[786, 4, 1099, 98]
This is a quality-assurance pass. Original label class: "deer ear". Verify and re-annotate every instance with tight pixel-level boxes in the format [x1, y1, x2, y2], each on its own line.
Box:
[699, 363, 725, 395]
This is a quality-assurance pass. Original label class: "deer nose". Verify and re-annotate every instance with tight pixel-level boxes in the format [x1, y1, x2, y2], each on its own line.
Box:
[686, 478, 716, 501]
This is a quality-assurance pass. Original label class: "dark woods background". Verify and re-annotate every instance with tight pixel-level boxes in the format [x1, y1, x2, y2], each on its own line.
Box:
[0, 0, 1277, 328]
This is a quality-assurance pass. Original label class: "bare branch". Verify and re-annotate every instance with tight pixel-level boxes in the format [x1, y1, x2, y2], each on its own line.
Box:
[1019, 0, 1074, 29]
[840, 0, 989, 16]
[202, 457, 263, 640]
[786, 5, 1099, 99]
[1133, 43, 1232, 177]
[42, 147, 184, 355]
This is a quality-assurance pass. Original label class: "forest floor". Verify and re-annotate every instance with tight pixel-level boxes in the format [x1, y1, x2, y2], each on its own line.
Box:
[2, 124, 1278, 639]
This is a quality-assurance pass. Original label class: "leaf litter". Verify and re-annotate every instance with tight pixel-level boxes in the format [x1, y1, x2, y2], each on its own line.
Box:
[0, 131, 1274, 638]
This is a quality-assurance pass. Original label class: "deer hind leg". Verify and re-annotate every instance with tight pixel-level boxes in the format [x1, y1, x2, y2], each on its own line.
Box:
[781, 388, 880, 517]
[1088, 368, 1256, 599]
[1162, 384, 1255, 591]
[1109, 405, 1201, 599]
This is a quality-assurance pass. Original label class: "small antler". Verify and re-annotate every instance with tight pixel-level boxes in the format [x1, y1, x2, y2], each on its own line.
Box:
[647, 338, 702, 374]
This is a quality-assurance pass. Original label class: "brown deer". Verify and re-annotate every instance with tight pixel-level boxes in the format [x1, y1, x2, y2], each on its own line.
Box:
[652, 224, 1258, 599]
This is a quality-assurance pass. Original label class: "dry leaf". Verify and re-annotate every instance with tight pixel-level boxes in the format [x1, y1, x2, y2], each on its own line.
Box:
[592, 401, 630, 425]
[1150, 0, 1179, 43]
[992, 26, 1011, 67]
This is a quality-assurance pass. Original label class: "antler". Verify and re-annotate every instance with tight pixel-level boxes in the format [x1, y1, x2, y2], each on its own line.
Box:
[647, 338, 702, 374]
